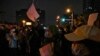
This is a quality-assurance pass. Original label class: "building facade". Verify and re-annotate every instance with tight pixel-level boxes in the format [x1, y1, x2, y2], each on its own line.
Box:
[83, 0, 100, 13]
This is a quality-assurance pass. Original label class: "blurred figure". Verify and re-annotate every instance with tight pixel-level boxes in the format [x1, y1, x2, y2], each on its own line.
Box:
[65, 12, 100, 56]
[73, 16, 85, 31]
[7, 28, 18, 56]
[17, 28, 28, 56]
[0, 25, 9, 56]
[44, 25, 72, 56]
[28, 21, 41, 56]
[57, 26, 72, 56]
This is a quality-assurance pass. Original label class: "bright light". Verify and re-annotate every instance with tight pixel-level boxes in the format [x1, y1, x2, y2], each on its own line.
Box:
[26, 22, 32, 26]
[22, 20, 26, 23]
[66, 8, 71, 13]
[61, 18, 66, 22]
[43, 27, 47, 29]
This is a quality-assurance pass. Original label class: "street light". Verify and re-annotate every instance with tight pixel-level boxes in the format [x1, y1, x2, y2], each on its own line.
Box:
[66, 8, 74, 31]
[22, 20, 26, 26]
[22, 20, 26, 23]
[66, 8, 71, 13]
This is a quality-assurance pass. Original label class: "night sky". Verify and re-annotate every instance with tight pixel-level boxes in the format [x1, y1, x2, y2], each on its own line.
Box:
[0, 0, 83, 25]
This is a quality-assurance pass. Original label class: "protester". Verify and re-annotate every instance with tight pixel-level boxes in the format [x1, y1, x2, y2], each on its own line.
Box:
[0, 25, 9, 56]
[17, 29, 28, 56]
[7, 28, 18, 56]
[28, 21, 41, 56]
[65, 12, 100, 56]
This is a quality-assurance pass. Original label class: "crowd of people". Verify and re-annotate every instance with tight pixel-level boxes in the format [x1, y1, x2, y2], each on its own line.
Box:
[0, 12, 100, 56]
[0, 20, 72, 56]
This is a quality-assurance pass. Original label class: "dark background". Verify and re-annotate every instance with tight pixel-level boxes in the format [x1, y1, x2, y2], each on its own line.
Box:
[0, 0, 83, 25]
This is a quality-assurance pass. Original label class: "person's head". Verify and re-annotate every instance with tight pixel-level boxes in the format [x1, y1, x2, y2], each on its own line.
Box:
[44, 27, 53, 38]
[10, 28, 16, 36]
